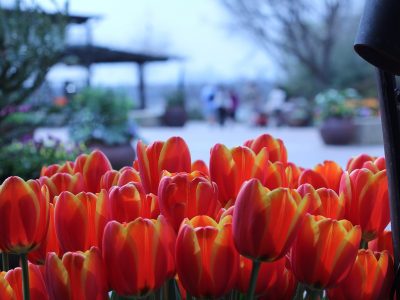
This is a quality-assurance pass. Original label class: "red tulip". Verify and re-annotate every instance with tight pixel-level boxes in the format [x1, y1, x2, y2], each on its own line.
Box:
[346, 154, 375, 173]
[314, 160, 343, 192]
[54, 191, 107, 253]
[145, 193, 160, 219]
[158, 171, 221, 231]
[0, 272, 15, 299]
[328, 250, 394, 300]
[191, 159, 209, 176]
[286, 162, 302, 188]
[99, 167, 141, 191]
[176, 215, 239, 298]
[41, 161, 74, 177]
[264, 161, 289, 189]
[102, 217, 171, 297]
[28, 204, 60, 264]
[304, 187, 345, 219]
[233, 179, 308, 261]
[106, 182, 153, 222]
[39, 173, 85, 202]
[5, 263, 48, 300]
[210, 144, 268, 207]
[45, 247, 108, 300]
[237, 256, 296, 299]
[340, 169, 390, 241]
[291, 215, 361, 289]
[73, 150, 112, 193]
[244, 133, 288, 163]
[0, 177, 50, 254]
[137, 137, 191, 194]
[369, 231, 394, 258]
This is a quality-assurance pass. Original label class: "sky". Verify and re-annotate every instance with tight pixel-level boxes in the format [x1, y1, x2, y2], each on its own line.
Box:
[42, 0, 275, 86]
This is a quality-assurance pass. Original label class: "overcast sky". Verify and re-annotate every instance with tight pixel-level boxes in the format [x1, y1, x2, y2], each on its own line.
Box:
[42, 0, 275, 85]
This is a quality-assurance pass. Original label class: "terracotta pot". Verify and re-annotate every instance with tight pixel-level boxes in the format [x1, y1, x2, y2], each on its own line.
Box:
[319, 118, 356, 145]
[89, 143, 135, 170]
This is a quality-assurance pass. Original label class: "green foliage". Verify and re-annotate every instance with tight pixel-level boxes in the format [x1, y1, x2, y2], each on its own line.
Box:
[67, 87, 134, 146]
[315, 88, 360, 121]
[0, 0, 68, 145]
[0, 140, 86, 181]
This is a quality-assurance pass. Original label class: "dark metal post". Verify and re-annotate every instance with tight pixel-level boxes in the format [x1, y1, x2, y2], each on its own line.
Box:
[137, 62, 146, 109]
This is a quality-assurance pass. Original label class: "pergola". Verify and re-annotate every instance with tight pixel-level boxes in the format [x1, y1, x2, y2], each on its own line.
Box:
[62, 45, 178, 109]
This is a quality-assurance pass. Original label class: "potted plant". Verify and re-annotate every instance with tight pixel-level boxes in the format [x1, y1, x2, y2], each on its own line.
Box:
[315, 88, 358, 145]
[67, 87, 136, 169]
[162, 90, 187, 127]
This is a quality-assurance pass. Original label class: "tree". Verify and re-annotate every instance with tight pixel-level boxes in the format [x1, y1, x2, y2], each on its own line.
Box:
[0, 0, 68, 144]
[220, 0, 369, 95]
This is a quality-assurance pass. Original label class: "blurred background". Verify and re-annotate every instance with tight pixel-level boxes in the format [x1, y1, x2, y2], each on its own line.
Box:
[0, 0, 385, 180]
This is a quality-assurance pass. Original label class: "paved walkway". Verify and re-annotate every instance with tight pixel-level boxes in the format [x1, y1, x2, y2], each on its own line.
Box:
[138, 121, 384, 168]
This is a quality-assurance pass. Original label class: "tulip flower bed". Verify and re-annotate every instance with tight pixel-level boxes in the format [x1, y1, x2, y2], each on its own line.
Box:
[0, 134, 394, 300]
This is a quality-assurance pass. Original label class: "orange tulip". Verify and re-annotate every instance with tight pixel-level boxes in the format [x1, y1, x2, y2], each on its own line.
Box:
[45, 247, 108, 300]
[145, 193, 160, 219]
[369, 231, 394, 258]
[158, 171, 221, 231]
[304, 187, 344, 219]
[176, 215, 239, 298]
[327, 250, 394, 300]
[286, 162, 302, 188]
[39, 173, 85, 202]
[102, 216, 171, 297]
[106, 182, 154, 222]
[54, 191, 107, 253]
[5, 263, 48, 300]
[191, 159, 209, 176]
[210, 144, 268, 207]
[73, 150, 112, 193]
[340, 169, 390, 241]
[136, 137, 191, 194]
[41, 161, 74, 177]
[264, 161, 289, 189]
[99, 167, 141, 191]
[244, 133, 288, 163]
[290, 215, 361, 289]
[362, 156, 386, 173]
[28, 204, 60, 264]
[233, 179, 308, 261]
[298, 161, 343, 192]
[0, 272, 15, 299]
[0, 177, 50, 254]
[237, 256, 296, 299]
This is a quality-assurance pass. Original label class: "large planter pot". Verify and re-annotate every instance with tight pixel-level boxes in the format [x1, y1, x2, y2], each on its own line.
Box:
[353, 117, 383, 144]
[319, 118, 356, 145]
[89, 142, 135, 170]
[162, 106, 187, 127]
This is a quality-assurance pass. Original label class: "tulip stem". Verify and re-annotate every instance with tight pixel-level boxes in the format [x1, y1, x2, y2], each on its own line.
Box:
[2, 253, 9, 271]
[247, 260, 261, 299]
[20, 253, 30, 300]
[294, 283, 305, 300]
[360, 239, 368, 249]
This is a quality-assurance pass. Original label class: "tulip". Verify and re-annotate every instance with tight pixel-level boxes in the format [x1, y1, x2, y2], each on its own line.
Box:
[346, 154, 375, 173]
[286, 162, 302, 188]
[369, 231, 394, 258]
[54, 191, 107, 253]
[327, 250, 394, 300]
[210, 144, 268, 207]
[0, 176, 50, 254]
[303, 187, 345, 220]
[233, 179, 308, 261]
[145, 193, 160, 219]
[41, 161, 74, 177]
[158, 171, 221, 231]
[106, 182, 152, 222]
[137, 137, 191, 195]
[0, 272, 15, 299]
[237, 256, 296, 299]
[99, 167, 141, 191]
[45, 247, 108, 300]
[73, 150, 112, 193]
[314, 160, 343, 192]
[362, 156, 386, 173]
[291, 215, 361, 289]
[39, 173, 85, 202]
[5, 263, 48, 300]
[298, 169, 327, 189]
[191, 159, 209, 176]
[176, 215, 239, 298]
[28, 204, 59, 265]
[340, 169, 390, 241]
[264, 161, 289, 189]
[102, 216, 171, 297]
[244, 133, 288, 163]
